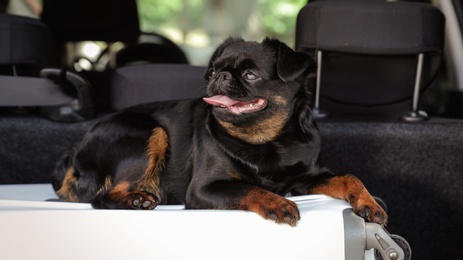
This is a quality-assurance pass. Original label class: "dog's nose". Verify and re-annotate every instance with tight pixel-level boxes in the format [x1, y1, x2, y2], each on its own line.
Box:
[216, 71, 232, 81]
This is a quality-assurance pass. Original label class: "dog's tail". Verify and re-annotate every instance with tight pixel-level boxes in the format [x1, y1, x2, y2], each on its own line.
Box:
[51, 136, 84, 192]
[51, 147, 74, 192]
[51, 142, 86, 202]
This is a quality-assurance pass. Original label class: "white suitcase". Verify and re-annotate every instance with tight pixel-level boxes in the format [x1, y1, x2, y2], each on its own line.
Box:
[0, 184, 410, 260]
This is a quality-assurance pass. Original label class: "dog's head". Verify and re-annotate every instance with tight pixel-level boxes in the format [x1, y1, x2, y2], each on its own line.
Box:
[203, 37, 316, 144]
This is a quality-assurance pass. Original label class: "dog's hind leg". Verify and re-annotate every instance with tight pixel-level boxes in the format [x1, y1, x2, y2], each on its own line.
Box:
[91, 127, 168, 210]
[133, 127, 168, 200]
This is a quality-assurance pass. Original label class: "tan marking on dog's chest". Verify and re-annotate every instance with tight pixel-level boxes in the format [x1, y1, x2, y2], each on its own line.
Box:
[218, 111, 288, 144]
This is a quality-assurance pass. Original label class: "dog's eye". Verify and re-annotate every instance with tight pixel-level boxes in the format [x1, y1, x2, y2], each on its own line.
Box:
[208, 68, 216, 78]
[243, 71, 258, 80]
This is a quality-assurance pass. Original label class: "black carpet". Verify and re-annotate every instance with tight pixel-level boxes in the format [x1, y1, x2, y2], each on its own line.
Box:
[318, 119, 463, 260]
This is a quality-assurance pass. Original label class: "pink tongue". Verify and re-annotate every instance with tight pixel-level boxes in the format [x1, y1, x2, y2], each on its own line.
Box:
[203, 95, 240, 107]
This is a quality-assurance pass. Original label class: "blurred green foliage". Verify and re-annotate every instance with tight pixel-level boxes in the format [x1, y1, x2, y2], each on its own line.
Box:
[258, 0, 306, 36]
[137, 0, 306, 42]
[138, 0, 203, 31]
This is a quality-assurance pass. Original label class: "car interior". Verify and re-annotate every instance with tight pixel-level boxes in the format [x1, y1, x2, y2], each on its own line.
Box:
[1, 0, 462, 259]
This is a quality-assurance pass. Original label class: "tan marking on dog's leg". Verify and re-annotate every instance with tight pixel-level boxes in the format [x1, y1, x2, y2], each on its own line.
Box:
[135, 127, 168, 201]
[308, 175, 388, 225]
[96, 175, 113, 195]
[56, 166, 79, 202]
[107, 181, 131, 200]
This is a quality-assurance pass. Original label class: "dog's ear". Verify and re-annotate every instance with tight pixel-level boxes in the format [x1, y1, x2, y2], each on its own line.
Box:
[204, 37, 245, 80]
[263, 38, 316, 83]
[297, 90, 316, 136]
[263, 38, 316, 135]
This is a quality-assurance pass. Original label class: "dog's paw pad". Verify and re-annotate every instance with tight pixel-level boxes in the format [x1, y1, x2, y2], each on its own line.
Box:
[128, 192, 158, 210]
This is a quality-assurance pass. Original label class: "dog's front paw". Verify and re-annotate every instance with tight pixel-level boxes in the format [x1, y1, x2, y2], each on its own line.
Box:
[262, 197, 300, 226]
[238, 187, 300, 226]
[308, 175, 388, 226]
[350, 193, 388, 226]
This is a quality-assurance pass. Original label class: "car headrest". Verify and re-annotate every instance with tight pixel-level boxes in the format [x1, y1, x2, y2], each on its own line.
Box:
[110, 64, 206, 110]
[295, 1, 445, 117]
[0, 14, 57, 74]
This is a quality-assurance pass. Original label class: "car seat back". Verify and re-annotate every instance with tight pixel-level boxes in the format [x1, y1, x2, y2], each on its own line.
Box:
[41, 0, 140, 43]
[41, 0, 188, 69]
[296, 0, 445, 121]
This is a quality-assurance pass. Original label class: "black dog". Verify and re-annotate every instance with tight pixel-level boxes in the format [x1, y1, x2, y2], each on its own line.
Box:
[52, 37, 387, 226]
